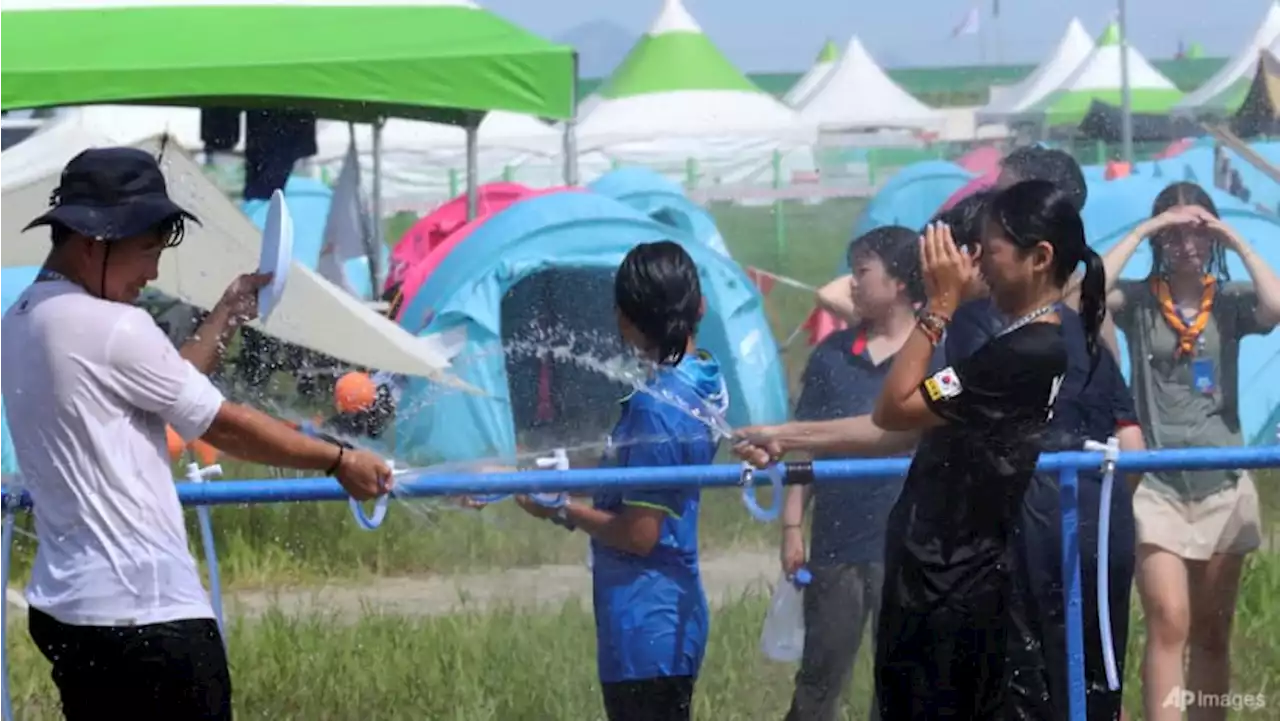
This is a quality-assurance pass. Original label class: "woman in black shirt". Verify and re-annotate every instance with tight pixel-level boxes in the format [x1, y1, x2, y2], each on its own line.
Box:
[869, 179, 1107, 719]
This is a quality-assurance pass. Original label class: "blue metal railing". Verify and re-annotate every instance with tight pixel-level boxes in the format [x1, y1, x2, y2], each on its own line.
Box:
[2, 445, 1278, 721]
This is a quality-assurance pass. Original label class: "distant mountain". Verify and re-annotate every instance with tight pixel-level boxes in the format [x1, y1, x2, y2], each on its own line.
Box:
[557, 20, 637, 80]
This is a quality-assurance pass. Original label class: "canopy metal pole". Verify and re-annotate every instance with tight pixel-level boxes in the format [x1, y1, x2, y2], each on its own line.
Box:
[1118, 0, 1135, 164]
[371, 118, 385, 250]
[352, 122, 380, 297]
[564, 51, 581, 187]
[465, 122, 479, 221]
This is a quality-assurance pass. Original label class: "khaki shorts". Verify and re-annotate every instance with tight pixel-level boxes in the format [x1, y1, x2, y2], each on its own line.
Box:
[1133, 472, 1262, 560]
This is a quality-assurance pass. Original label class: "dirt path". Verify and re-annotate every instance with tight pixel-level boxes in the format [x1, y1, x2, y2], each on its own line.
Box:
[224, 549, 778, 622]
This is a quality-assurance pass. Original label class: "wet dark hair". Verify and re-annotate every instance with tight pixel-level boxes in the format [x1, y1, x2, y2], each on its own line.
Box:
[927, 189, 995, 252]
[987, 179, 1106, 358]
[1000, 147, 1088, 212]
[849, 225, 926, 304]
[615, 240, 703, 365]
[1147, 181, 1230, 283]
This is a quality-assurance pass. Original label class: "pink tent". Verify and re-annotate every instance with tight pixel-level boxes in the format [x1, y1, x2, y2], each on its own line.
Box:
[955, 145, 1003, 176]
[1154, 138, 1193, 160]
[937, 171, 996, 213]
[394, 186, 581, 324]
[386, 182, 535, 294]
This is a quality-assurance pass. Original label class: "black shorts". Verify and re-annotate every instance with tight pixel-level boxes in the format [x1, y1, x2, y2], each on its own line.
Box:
[1005, 472, 1134, 721]
[600, 675, 695, 721]
[28, 607, 232, 721]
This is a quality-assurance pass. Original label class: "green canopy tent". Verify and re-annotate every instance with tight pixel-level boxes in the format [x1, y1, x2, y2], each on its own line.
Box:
[1, 0, 580, 219]
[1, 0, 575, 123]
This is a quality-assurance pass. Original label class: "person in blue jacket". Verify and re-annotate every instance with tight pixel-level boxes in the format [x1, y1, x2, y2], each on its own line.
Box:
[516, 240, 725, 721]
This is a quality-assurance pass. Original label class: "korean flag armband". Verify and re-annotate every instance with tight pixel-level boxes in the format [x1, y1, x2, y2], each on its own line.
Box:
[923, 367, 964, 402]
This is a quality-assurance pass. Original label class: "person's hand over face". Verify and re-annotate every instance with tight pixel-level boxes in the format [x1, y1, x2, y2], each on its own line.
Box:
[336, 448, 393, 501]
[218, 272, 273, 324]
[1143, 206, 1203, 238]
[920, 222, 976, 315]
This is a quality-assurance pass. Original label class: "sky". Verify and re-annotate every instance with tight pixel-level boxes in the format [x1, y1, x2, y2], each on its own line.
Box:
[481, 0, 1277, 72]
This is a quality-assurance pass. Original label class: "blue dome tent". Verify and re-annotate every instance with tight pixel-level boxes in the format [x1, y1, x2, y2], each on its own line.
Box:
[589, 167, 730, 257]
[1083, 175, 1280, 445]
[394, 191, 787, 463]
[242, 176, 389, 300]
[851, 160, 974, 263]
[2, 267, 41, 475]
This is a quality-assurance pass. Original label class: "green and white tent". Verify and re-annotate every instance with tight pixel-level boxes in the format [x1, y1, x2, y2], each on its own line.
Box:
[796, 36, 941, 131]
[978, 18, 1095, 122]
[1177, 1, 1280, 115]
[576, 0, 809, 143]
[784, 40, 840, 108]
[1, 0, 576, 123]
[1031, 22, 1183, 125]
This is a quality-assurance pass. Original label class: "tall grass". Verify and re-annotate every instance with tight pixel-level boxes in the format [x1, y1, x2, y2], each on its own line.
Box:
[8, 552, 1280, 720]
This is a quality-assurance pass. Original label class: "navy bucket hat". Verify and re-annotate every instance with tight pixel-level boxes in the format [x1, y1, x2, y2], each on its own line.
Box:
[24, 147, 199, 242]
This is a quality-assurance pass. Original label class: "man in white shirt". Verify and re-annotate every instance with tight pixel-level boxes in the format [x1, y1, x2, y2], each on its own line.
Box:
[1, 147, 393, 720]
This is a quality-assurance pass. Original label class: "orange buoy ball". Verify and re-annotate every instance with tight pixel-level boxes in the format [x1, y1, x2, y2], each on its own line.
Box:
[190, 439, 221, 465]
[166, 426, 185, 461]
[166, 425, 222, 464]
[334, 372, 377, 413]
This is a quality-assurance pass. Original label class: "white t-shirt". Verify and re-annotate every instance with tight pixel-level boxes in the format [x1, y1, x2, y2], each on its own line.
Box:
[1, 280, 225, 627]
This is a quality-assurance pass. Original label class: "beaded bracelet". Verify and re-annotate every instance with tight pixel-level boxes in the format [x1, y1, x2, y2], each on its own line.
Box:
[916, 310, 950, 346]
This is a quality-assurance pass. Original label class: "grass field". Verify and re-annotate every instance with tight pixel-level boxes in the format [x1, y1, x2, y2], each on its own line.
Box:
[6, 198, 1280, 720]
[9, 552, 1280, 720]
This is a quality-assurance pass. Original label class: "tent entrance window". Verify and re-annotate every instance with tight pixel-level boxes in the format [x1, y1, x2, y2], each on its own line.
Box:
[501, 268, 630, 453]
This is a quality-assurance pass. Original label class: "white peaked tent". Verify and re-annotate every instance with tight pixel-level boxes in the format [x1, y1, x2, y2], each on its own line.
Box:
[0, 125, 462, 383]
[796, 36, 941, 131]
[1176, 1, 1280, 112]
[1031, 22, 1182, 124]
[18, 105, 212, 153]
[978, 18, 1095, 122]
[784, 39, 840, 108]
[578, 0, 808, 146]
[314, 112, 562, 210]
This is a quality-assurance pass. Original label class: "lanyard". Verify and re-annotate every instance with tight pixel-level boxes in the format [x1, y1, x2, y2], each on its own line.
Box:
[999, 302, 1058, 338]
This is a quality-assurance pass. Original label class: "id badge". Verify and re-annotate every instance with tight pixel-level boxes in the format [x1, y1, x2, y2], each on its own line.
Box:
[1191, 357, 1216, 395]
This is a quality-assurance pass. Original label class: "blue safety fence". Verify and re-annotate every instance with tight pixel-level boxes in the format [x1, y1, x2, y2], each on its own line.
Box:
[2, 445, 1279, 721]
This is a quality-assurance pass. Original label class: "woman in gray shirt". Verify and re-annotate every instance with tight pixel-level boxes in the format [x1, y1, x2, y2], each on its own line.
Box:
[1099, 181, 1280, 721]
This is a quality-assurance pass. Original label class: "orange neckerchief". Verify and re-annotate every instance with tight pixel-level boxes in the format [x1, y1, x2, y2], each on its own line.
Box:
[1152, 275, 1216, 358]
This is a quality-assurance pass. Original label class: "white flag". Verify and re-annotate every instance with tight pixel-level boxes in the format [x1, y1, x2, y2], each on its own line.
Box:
[318, 126, 375, 297]
[952, 6, 980, 37]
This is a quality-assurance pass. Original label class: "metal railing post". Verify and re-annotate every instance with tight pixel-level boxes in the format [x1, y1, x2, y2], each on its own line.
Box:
[1058, 466, 1087, 721]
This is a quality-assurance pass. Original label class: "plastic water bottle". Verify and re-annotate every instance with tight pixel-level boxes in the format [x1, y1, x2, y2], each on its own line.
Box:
[759, 567, 812, 663]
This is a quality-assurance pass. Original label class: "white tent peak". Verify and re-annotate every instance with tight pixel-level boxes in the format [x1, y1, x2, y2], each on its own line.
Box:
[1176, 1, 1280, 109]
[979, 17, 1095, 118]
[1055, 29, 1176, 92]
[649, 0, 701, 36]
[784, 40, 840, 107]
[796, 35, 939, 130]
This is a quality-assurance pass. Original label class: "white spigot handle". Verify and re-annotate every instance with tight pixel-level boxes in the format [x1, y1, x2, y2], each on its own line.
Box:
[535, 448, 570, 471]
[1084, 437, 1120, 460]
[186, 462, 224, 483]
[1084, 436, 1121, 471]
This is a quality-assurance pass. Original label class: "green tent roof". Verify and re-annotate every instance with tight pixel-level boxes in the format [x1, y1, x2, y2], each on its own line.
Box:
[1097, 22, 1120, 48]
[1, 1, 576, 122]
[596, 0, 758, 99]
[817, 39, 840, 64]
